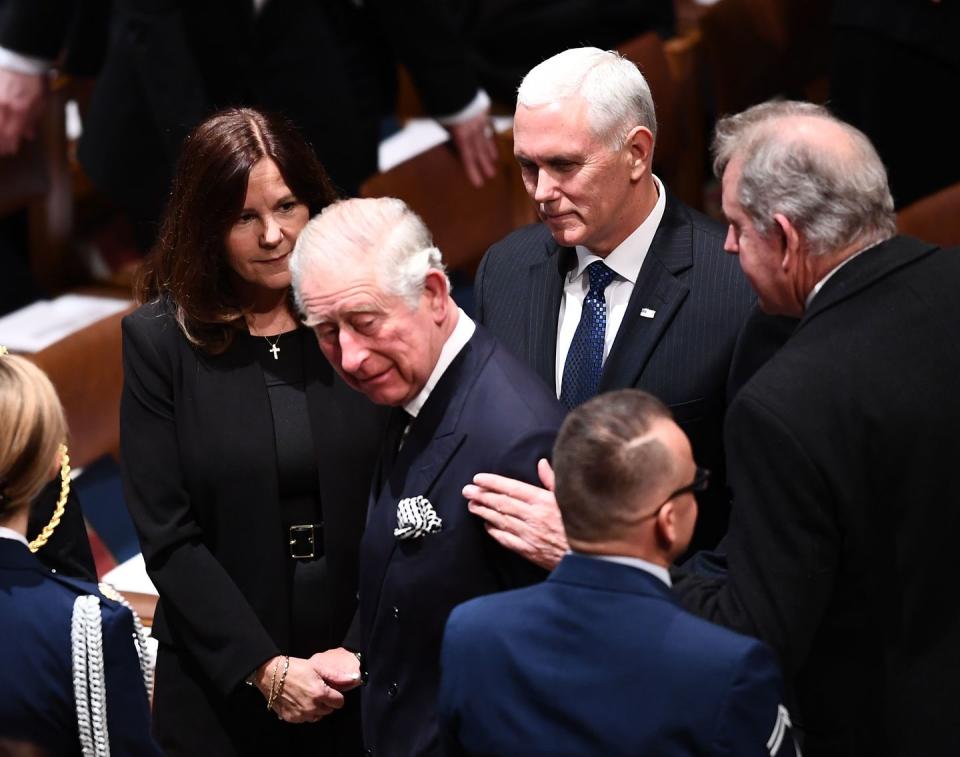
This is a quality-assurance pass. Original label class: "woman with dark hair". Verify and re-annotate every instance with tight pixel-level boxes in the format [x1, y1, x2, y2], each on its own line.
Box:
[0, 349, 159, 756]
[120, 108, 383, 755]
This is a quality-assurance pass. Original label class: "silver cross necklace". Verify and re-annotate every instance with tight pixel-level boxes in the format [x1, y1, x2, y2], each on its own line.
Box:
[264, 333, 282, 360]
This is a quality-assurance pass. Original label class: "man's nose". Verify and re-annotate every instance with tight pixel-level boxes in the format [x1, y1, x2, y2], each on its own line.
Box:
[533, 169, 558, 203]
[338, 328, 368, 374]
[723, 225, 739, 255]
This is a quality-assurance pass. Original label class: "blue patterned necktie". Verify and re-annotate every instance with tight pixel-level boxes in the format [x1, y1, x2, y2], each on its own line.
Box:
[560, 261, 617, 410]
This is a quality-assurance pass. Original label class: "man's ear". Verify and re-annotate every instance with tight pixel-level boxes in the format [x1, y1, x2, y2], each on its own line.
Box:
[654, 500, 678, 553]
[423, 268, 450, 322]
[773, 213, 801, 271]
[625, 125, 654, 181]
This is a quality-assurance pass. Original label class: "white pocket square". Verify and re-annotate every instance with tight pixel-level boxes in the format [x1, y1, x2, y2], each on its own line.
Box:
[394, 495, 443, 540]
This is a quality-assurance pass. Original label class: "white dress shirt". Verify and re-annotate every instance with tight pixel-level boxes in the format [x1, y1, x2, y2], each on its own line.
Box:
[555, 175, 667, 396]
[0, 527, 29, 547]
[576, 551, 672, 587]
[404, 308, 476, 419]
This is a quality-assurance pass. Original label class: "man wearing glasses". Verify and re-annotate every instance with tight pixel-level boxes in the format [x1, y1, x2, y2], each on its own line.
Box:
[439, 390, 796, 756]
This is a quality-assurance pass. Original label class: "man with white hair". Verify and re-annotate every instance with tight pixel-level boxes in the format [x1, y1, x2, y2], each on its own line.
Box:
[468, 47, 763, 565]
[290, 197, 565, 757]
[675, 100, 960, 755]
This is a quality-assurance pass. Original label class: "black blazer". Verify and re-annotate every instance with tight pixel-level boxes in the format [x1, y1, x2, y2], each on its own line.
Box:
[357, 325, 565, 757]
[675, 237, 960, 755]
[474, 193, 758, 552]
[120, 299, 383, 696]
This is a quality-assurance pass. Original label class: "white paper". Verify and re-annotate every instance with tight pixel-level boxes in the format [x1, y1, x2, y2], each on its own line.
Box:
[0, 294, 131, 353]
[102, 553, 158, 596]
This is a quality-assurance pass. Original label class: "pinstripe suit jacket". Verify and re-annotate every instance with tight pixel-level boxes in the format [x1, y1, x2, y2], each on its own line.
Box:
[474, 192, 756, 553]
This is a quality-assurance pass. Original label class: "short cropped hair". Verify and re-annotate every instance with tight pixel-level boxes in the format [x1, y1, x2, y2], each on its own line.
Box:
[517, 47, 657, 149]
[0, 354, 66, 521]
[553, 389, 673, 543]
[712, 100, 896, 256]
[291, 197, 448, 311]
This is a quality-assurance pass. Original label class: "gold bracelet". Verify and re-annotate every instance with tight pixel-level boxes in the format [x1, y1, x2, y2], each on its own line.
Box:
[274, 655, 291, 704]
[266, 656, 282, 711]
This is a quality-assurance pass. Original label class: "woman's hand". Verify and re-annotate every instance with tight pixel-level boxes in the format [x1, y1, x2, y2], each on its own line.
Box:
[252, 655, 346, 723]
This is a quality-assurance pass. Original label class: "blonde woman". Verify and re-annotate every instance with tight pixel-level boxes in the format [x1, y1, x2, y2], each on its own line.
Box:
[0, 350, 159, 756]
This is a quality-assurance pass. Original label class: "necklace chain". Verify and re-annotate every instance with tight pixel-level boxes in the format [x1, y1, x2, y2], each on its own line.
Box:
[263, 333, 283, 360]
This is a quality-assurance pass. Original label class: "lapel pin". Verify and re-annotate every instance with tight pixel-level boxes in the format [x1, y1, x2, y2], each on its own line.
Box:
[640, 308, 657, 319]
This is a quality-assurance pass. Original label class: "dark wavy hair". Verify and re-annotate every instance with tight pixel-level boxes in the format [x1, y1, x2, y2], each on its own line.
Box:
[136, 107, 338, 354]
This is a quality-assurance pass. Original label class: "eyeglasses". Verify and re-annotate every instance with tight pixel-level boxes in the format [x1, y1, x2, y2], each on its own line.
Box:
[637, 466, 711, 522]
[665, 466, 710, 502]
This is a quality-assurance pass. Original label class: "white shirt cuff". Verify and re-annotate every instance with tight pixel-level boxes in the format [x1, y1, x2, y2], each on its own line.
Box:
[0, 46, 52, 76]
[435, 89, 490, 126]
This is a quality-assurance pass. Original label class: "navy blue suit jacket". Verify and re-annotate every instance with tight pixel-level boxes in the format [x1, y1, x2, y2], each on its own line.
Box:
[357, 325, 566, 756]
[439, 553, 795, 757]
[0, 538, 159, 755]
[474, 194, 758, 553]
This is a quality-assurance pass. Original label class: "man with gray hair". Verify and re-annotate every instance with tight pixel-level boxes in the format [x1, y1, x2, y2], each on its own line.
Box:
[674, 100, 960, 755]
[290, 196, 565, 756]
[440, 389, 797, 756]
[467, 46, 764, 565]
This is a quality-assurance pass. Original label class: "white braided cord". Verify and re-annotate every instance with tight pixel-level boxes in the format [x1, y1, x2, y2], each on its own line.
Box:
[98, 583, 154, 696]
[71, 595, 110, 757]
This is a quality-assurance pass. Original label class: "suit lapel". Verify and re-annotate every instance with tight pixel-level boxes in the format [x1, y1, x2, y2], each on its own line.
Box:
[364, 335, 490, 612]
[526, 243, 574, 389]
[799, 236, 937, 329]
[599, 194, 693, 392]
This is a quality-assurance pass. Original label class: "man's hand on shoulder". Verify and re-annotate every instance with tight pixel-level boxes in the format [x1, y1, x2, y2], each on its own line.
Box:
[464, 458, 567, 570]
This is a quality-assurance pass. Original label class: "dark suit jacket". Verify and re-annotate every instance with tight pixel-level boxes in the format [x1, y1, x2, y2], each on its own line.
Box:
[357, 324, 565, 757]
[475, 193, 758, 552]
[0, 538, 159, 755]
[675, 237, 960, 756]
[120, 299, 383, 745]
[439, 553, 795, 757]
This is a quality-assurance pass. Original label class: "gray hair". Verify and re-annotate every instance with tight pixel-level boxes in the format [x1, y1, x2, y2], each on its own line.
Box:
[712, 100, 896, 256]
[290, 197, 448, 311]
[517, 46, 657, 149]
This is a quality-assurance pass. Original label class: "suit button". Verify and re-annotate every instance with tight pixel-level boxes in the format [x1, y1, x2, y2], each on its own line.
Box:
[365, 750, 373, 756]
[392, 606, 400, 619]
[356, 591, 360, 601]
[387, 682, 398, 698]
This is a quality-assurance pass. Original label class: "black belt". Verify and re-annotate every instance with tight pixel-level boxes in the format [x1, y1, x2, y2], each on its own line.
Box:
[288, 523, 323, 559]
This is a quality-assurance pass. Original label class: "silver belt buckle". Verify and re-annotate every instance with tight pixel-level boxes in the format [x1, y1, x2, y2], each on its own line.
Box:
[289, 524, 316, 559]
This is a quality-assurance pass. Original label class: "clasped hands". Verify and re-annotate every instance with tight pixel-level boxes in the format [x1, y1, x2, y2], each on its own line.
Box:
[463, 458, 568, 571]
[251, 647, 360, 723]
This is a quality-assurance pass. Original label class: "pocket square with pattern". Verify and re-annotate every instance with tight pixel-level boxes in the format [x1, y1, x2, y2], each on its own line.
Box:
[394, 495, 443, 540]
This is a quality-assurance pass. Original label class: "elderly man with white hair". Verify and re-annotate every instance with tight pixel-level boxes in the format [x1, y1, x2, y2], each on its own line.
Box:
[674, 100, 960, 756]
[290, 196, 565, 757]
[468, 46, 766, 566]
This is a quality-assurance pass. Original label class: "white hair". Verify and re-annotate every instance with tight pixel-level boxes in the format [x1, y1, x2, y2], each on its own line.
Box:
[516, 46, 657, 149]
[712, 100, 896, 256]
[290, 197, 448, 311]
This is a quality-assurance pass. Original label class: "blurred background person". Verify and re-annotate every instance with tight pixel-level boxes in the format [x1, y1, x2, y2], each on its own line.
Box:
[0, 348, 159, 756]
[440, 389, 795, 756]
[0, 0, 497, 251]
[120, 108, 383, 755]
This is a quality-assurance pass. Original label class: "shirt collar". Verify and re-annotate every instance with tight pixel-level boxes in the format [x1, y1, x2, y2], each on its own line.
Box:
[574, 550, 672, 587]
[0, 527, 29, 547]
[804, 241, 879, 308]
[404, 308, 476, 418]
[571, 174, 667, 284]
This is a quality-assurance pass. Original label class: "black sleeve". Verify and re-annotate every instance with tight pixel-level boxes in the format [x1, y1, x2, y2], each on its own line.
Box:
[0, 0, 76, 60]
[120, 312, 278, 695]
